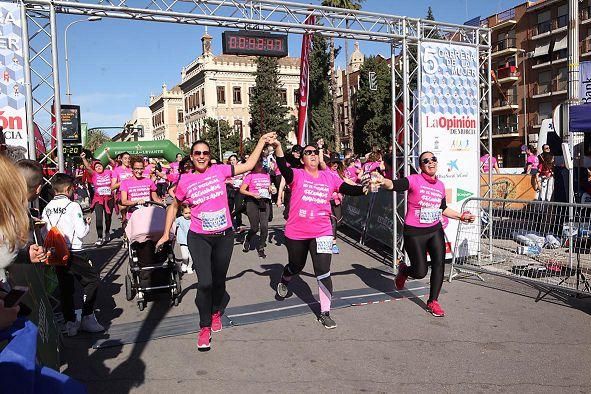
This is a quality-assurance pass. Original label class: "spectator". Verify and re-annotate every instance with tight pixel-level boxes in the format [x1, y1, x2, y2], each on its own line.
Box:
[536, 152, 555, 202]
[524, 145, 539, 175]
[480, 153, 499, 174]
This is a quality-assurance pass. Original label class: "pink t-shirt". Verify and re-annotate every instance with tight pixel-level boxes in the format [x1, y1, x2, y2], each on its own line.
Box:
[285, 168, 344, 240]
[526, 154, 539, 171]
[404, 174, 446, 228]
[175, 164, 233, 234]
[113, 166, 133, 185]
[362, 161, 380, 174]
[120, 177, 156, 201]
[480, 154, 497, 173]
[143, 164, 154, 177]
[243, 172, 271, 198]
[345, 166, 359, 183]
[92, 170, 113, 196]
[169, 161, 180, 175]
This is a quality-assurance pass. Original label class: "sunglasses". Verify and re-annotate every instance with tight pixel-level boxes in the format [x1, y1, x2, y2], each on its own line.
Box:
[303, 149, 319, 156]
[192, 150, 210, 157]
[421, 156, 438, 165]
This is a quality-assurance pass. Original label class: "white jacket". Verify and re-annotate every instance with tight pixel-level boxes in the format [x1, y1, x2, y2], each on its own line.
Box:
[42, 195, 89, 251]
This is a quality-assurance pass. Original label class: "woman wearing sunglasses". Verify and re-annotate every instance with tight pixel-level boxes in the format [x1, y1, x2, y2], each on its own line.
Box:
[272, 140, 365, 329]
[156, 132, 276, 351]
[120, 156, 161, 220]
[372, 151, 475, 317]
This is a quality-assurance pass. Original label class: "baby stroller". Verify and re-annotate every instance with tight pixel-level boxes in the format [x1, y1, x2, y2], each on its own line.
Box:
[124, 201, 182, 311]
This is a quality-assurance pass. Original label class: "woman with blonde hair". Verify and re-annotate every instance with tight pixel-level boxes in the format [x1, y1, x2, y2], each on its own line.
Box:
[0, 155, 30, 329]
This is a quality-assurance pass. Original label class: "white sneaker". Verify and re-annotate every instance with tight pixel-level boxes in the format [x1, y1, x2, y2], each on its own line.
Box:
[180, 263, 187, 273]
[64, 320, 79, 337]
[95, 238, 103, 246]
[80, 313, 105, 333]
[186, 266, 194, 274]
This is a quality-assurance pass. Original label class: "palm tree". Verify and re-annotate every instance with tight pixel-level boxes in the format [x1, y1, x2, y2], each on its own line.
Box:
[85, 129, 111, 152]
[321, 0, 364, 152]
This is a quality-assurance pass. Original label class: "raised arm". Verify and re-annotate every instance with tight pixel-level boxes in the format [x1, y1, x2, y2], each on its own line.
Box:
[234, 132, 277, 175]
[80, 152, 94, 174]
[272, 140, 294, 184]
[104, 148, 117, 168]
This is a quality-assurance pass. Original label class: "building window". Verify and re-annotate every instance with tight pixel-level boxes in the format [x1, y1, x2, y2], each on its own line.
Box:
[537, 71, 551, 95]
[233, 87, 242, 104]
[201, 88, 205, 106]
[537, 10, 551, 34]
[294, 90, 300, 107]
[217, 86, 226, 104]
[234, 119, 243, 135]
[196, 91, 200, 108]
[556, 67, 567, 91]
[177, 109, 184, 123]
[556, 5, 568, 28]
[280, 89, 287, 105]
[184, 97, 188, 112]
[538, 101, 552, 123]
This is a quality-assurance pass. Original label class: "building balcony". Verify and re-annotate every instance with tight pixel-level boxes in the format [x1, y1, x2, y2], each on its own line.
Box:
[492, 124, 520, 138]
[495, 65, 520, 84]
[530, 116, 551, 129]
[531, 57, 566, 70]
[582, 6, 591, 25]
[529, 16, 568, 40]
[532, 80, 568, 99]
[492, 37, 518, 58]
[582, 38, 591, 57]
[492, 95, 519, 112]
[490, 9, 517, 30]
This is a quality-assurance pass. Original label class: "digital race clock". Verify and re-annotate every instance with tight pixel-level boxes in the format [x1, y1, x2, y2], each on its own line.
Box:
[222, 30, 288, 57]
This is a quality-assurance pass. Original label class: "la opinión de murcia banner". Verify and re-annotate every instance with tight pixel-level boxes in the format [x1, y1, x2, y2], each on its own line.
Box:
[0, 3, 27, 153]
[581, 61, 591, 105]
[420, 42, 480, 256]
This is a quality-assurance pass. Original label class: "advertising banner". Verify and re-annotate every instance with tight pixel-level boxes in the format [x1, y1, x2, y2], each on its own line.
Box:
[420, 42, 480, 256]
[581, 61, 591, 105]
[341, 194, 371, 234]
[61, 104, 82, 143]
[0, 3, 27, 154]
[296, 15, 315, 146]
[364, 190, 395, 248]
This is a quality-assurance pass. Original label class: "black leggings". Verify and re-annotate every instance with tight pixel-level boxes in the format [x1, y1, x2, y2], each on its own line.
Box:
[94, 202, 113, 239]
[187, 230, 234, 328]
[330, 201, 343, 240]
[403, 228, 446, 302]
[245, 200, 269, 250]
[281, 237, 333, 313]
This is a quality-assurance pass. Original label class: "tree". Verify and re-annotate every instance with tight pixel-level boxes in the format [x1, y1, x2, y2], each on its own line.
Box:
[200, 117, 241, 161]
[308, 34, 335, 148]
[249, 56, 290, 143]
[84, 129, 111, 153]
[321, 0, 364, 152]
[353, 56, 392, 154]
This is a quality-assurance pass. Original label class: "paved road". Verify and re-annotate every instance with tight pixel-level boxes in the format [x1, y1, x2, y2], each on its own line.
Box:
[60, 208, 591, 393]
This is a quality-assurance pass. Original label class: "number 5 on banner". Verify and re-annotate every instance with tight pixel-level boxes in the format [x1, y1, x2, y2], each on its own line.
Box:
[423, 47, 438, 75]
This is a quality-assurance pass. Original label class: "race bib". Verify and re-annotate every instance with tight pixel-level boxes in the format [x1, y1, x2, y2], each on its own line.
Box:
[97, 186, 112, 196]
[419, 208, 442, 224]
[232, 178, 243, 188]
[201, 209, 228, 232]
[316, 236, 333, 254]
[259, 189, 271, 200]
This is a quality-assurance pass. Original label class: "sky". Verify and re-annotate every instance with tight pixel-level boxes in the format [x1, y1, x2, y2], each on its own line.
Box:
[57, 0, 527, 131]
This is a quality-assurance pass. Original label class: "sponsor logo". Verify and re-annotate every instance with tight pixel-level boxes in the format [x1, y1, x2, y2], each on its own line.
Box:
[456, 188, 474, 202]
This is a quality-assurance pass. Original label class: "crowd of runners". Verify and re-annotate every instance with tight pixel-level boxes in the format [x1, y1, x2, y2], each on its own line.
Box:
[0, 131, 475, 353]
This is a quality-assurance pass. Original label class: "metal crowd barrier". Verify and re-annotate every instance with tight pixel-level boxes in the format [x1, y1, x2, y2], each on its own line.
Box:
[341, 190, 395, 249]
[450, 197, 591, 298]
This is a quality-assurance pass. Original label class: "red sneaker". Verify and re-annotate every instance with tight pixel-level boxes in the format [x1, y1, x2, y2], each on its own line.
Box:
[426, 300, 445, 317]
[211, 311, 223, 333]
[395, 262, 408, 290]
[197, 327, 211, 350]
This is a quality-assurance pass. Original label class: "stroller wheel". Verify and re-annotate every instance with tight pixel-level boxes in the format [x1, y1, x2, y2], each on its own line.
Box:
[125, 274, 135, 301]
[138, 300, 145, 311]
[174, 271, 182, 295]
[173, 296, 180, 307]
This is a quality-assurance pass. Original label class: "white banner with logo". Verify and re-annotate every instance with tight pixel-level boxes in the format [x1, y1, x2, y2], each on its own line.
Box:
[420, 42, 480, 256]
[581, 61, 591, 105]
[0, 3, 27, 154]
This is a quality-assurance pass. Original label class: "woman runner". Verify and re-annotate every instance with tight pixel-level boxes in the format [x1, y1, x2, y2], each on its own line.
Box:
[120, 156, 161, 218]
[240, 158, 272, 258]
[156, 132, 276, 351]
[111, 152, 133, 225]
[80, 152, 114, 246]
[272, 140, 365, 329]
[373, 151, 475, 317]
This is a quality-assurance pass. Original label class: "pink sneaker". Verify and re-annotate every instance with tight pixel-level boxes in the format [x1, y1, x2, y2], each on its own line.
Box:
[211, 311, 223, 333]
[197, 327, 211, 350]
[395, 262, 408, 290]
[426, 300, 445, 317]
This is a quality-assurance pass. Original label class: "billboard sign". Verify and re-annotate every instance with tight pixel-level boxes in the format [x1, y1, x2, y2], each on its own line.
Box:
[61, 104, 82, 143]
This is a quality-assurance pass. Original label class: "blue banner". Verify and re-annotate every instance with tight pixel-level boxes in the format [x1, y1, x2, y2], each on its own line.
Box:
[581, 61, 591, 105]
[570, 105, 591, 132]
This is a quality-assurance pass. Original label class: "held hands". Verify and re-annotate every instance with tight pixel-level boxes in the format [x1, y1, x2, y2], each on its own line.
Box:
[260, 132, 277, 145]
[360, 171, 384, 194]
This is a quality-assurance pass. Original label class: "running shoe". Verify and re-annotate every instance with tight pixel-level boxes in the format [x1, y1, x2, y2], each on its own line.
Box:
[197, 327, 212, 351]
[80, 313, 105, 333]
[242, 239, 249, 253]
[180, 263, 187, 273]
[257, 249, 266, 259]
[318, 312, 337, 329]
[426, 300, 445, 317]
[395, 262, 408, 290]
[332, 244, 340, 254]
[94, 238, 103, 246]
[277, 281, 288, 298]
[211, 311, 223, 333]
[63, 320, 79, 337]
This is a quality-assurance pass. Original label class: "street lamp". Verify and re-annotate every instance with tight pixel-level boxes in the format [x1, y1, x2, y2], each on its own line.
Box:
[64, 16, 102, 104]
